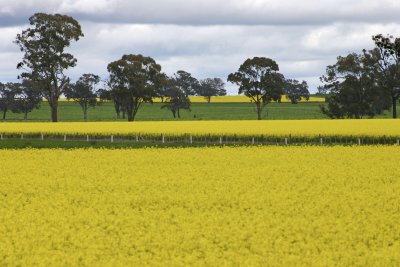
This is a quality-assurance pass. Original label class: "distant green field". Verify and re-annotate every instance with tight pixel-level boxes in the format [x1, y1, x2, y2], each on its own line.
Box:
[1, 101, 399, 122]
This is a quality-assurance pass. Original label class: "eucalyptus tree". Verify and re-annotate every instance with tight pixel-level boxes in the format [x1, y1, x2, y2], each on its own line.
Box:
[227, 57, 285, 120]
[284, 79, 310, 104]
[107, 54, 162, 121]
[320, 49, 391, 119]
[161, 85, 191, 118]
[197, 78, 227, 103]
[15, 13, 84, 122]
[11, 79, 42, 120]
[172, 70, 199, 97]
[64, 73, 100, 120]
[372, 34, 400, 118]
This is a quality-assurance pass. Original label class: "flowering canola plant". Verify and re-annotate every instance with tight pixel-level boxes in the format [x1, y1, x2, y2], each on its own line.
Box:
[0, 119, 399, 138]
[1, 146, 399, 265]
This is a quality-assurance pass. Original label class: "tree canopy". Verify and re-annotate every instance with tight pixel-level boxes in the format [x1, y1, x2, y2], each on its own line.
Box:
[107, 54, 162, 121]
[197, 78, 226, 103]
[227, 57, 285, 120]
[64, 73, 101, 120]
[372, 34, 400, 118]
[320, 49, 391, 119]
[284, 79, 309, 104]
[15, 13, 83, 122]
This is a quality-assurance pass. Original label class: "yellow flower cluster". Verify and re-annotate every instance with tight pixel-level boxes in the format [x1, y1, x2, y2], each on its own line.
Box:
[1, 146, 399, 265]
[0, 119, 399, 138]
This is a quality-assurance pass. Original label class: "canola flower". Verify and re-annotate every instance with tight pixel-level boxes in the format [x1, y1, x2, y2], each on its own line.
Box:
[0, 119, 399, 138]
[0, 146, 399, 265]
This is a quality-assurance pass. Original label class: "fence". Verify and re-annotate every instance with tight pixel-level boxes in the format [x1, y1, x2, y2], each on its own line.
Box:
[0, 133, 399, 146]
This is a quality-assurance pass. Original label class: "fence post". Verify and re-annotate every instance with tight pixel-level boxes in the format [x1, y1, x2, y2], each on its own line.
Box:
[21, 134, 24, 140]
[41, 133, 44, 141]
[111, 135, 114, 143]
[162, 134, 165, 144]
[219, 136, 222, 145]
[252, 137, 255, 145]
[87, 135, 89, 142]
[190, 135, 193, 144]
[135, 134, 139, 142]
[284, 138, 288, 145]
[397, 139, 399, 146]
[358, 138, 361, 146]
[64, 135, 66, 142]
[0, 133, 3, 140]
[320, 138, 323, 145]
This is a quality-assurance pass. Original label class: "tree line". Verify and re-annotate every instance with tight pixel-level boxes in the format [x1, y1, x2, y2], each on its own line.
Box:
[3, 13, 398, 121]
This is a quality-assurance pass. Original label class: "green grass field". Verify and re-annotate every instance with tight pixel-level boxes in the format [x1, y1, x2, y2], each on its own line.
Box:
[2, 101, 399, 122]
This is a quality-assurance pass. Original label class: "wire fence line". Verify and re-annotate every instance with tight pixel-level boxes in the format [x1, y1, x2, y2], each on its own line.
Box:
[0, 133, 399, 146]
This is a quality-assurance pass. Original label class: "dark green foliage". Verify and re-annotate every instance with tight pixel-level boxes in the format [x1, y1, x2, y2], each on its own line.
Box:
[320, 49, 391, 119]
[0, 83, 17, 120]
[284, 79, 310, 104]
[161, 85, 191, 118]
[10, 80, 42, 120]
[15, 13, 83, 122]
[227, 57, 285, 120]
[107, 54, 162, 121]
[172, 70, 199, 97]
[372, 34, 400, 118]
[64, 73, 100, 120]
[197, 78, 227, 103]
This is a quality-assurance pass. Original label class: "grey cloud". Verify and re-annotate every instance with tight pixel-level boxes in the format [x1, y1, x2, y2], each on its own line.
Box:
[1, 0, 400, 27]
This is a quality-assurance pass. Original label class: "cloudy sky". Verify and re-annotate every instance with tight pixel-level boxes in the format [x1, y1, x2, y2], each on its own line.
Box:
[1, 0, 400, 94]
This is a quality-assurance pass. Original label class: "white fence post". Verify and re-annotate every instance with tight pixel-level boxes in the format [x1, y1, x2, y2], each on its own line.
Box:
[284, 138, 288, 145]
[219, 137, 222, 145]
[41, 133, 44, 141]
[21, 134, 24, 140]
[111, 135, 114, 143]
[190, 135, 193, 144]
[64, 135, 66, 142]
[0, 134, 3, 140]
[397, 139, 399, 146]
[320, 138, 323, 145]
[358, 138, 361, 146]
[86, 135, 89, 142]
[252, 137, 255, 145]
[136, 135, 139, 142]
[162, 134, 165, 144]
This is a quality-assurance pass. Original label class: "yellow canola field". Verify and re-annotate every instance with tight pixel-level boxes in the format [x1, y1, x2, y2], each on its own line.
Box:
[1, 146, 399, 265]
[0, 119, 399, 137]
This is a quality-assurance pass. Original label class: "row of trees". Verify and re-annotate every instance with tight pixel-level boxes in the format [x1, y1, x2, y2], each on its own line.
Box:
[11, 13, 310, 121]
[13, 12, 399, 121]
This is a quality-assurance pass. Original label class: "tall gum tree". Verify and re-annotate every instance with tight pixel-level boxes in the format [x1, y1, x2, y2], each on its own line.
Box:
[15, 13, 83, 122]
[228, 57, 285, 120]
[373, 34, 400, 118]
[107, 54, 162, 121]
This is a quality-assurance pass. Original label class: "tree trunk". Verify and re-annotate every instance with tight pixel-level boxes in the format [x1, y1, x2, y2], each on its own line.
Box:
[207, 96, 211, 104]
[84, 108, 88, 120]
[172, 109, 176, 118]
[24, 111, 28, 120]
[51, 105, 58, 122]
[2, 109, 7, 120]
[392, 96, 397, 119]
[256, 102, 262, 120]
[177, 108, 181, 118]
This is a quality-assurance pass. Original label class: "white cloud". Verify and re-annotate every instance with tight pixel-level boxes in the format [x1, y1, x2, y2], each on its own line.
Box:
[2, 1, 400, 93]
